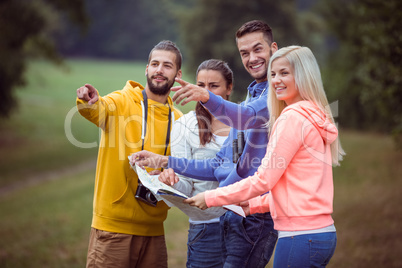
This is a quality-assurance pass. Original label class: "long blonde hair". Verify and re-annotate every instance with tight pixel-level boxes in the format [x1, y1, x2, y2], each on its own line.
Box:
[267, 46, 345, 166]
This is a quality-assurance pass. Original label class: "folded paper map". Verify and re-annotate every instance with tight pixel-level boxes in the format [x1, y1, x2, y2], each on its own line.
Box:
[130, 161, 245, 220]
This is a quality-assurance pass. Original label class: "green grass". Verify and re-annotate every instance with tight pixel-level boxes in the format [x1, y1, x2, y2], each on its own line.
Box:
[0, 170, 189, 268]
[0, 60, 401, 267]
[1, 130, 400, 267]
[0, 170, 94, 268]
[329, 131, 402, 267]
[0, 59, 195, 188]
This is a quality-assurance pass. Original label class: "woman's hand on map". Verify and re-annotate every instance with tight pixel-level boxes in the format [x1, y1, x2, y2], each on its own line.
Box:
[158, 168, 179, 186]
[239, 201, 250, 216]
[184, 192, 207, 210]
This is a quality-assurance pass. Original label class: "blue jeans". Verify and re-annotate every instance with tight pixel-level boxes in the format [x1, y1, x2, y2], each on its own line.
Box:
[187, 222, 223, 268]
[220, 211, 278, 268]
[274, 232, 337, 268]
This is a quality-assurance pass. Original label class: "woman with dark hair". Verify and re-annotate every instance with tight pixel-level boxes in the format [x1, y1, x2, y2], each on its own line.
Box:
[169, 59, 233, 267]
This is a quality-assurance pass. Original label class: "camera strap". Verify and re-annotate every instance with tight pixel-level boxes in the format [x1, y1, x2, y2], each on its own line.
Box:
[140, 89, 172, 156]
[136, 90, 173, 206]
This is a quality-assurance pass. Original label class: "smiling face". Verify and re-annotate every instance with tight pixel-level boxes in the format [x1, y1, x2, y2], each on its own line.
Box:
[237, 32, 278, 83]
[196, 69, 232, 100]
[146, 50, 181, 95]
[270, 57, 303, 106]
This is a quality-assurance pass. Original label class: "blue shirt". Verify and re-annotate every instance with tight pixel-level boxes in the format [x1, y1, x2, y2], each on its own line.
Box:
[168, 81, 269, 187]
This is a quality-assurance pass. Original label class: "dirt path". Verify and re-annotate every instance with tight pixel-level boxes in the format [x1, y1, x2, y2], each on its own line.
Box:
[0, 159, 97, 197]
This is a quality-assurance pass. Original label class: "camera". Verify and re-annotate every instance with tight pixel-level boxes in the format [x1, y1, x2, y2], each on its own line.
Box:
[233, 131, 245, 163]
[135, 182, 158, 206]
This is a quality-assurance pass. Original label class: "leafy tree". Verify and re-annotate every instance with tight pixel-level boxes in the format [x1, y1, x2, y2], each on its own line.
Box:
[317, 0, 402, 142]
[173, 0, 305, 101]
[53, 0, 312, 103]
[0, 0, 87, 118]
[54, 0, 182, 61]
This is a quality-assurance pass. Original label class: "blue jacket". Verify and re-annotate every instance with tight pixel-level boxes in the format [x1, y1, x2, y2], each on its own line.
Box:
[168, 81, 269, 187]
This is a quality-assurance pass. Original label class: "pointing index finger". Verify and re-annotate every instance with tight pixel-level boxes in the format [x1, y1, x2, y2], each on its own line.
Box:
[175, 77, 188, 87]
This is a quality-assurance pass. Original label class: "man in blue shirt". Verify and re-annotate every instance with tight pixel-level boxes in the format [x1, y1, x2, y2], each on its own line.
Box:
[132, 20, 278, 267]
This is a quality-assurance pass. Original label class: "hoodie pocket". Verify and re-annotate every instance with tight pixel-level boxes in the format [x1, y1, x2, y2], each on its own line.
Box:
[110, 177, 135, 220]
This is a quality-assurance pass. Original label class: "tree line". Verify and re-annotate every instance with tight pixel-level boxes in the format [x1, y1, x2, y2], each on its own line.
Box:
[1, 0, 401, 145]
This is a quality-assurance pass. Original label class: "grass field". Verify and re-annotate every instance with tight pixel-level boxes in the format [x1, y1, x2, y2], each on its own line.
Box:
[0, 60, 401, 267]
[0, 59, 195, 188]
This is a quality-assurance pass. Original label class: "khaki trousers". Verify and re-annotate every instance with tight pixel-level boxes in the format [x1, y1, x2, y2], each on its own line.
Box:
[86, 228, 168, 268]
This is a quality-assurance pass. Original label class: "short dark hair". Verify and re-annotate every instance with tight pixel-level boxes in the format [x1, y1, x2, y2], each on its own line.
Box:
[236, 20, 274, 45]
[148, 40, 182, 70]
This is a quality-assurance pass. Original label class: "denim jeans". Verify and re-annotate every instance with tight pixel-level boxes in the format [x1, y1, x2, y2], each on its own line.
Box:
[220, 211, 278, 268]
[273, 232, 337, 268]
[186, 222, 223, 268]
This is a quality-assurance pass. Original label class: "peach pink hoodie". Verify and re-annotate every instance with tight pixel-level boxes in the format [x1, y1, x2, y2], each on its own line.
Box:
[205, 100, 338, 231]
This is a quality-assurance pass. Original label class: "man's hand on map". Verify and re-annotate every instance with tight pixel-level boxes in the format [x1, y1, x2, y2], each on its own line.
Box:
[149, 170, 161, 175]
[129, 150, 168, 169]
[158, 168, 179, 186]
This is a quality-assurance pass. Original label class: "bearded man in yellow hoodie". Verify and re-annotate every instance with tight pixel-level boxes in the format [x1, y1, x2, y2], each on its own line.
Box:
[76, 40, 183, 268]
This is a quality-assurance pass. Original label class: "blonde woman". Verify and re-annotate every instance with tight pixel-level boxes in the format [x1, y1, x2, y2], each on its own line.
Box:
[181, 46, 346, 267]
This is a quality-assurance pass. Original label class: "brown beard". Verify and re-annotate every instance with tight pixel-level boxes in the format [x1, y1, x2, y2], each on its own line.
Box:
[146, 74, 175, 96]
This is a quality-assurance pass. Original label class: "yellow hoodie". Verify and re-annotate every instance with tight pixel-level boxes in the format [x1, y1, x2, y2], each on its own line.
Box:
[77, 80, 182, 236]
